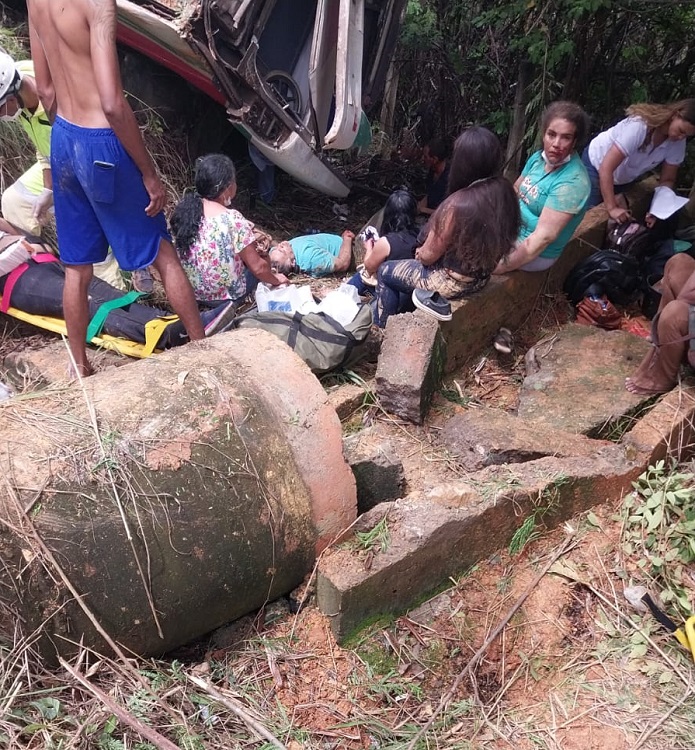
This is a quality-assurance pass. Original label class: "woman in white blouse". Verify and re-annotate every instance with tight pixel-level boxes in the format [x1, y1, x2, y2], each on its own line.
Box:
[582, 100, 695, 226]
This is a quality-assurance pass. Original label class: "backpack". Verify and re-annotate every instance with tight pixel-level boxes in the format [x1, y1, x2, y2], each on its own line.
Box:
[606, 221, 655, 260]
[563, 250, 642, 306]
[230, 304, 373, 374]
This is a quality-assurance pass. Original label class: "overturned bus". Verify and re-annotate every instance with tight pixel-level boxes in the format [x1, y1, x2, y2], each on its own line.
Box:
[115, 0, 407, 197]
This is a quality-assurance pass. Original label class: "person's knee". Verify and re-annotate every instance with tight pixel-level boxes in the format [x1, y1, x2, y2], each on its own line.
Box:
[660, 300, 689, 337]
[664, 252, 695, 282]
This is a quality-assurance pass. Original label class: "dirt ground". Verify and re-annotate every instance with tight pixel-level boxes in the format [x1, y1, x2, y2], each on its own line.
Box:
[1, 132, 690, 750]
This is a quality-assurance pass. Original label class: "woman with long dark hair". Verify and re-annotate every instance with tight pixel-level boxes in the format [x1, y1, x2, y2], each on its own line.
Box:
[373, 127, 520, 327]
[170, 154, 288, 304]
[349, 189, 419, 290]
[583, 99, 695, 226]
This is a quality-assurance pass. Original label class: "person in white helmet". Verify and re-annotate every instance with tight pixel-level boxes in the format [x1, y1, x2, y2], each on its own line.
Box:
[0, 50, 152, 293]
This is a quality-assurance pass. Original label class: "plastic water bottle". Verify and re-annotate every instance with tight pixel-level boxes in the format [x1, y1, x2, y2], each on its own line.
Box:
[0, 382, 13, 402]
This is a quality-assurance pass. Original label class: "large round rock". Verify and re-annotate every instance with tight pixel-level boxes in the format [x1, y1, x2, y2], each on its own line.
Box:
[0, 330, 356, 657]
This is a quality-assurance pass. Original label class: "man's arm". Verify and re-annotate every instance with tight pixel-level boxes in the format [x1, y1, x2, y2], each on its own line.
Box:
[88, 0, 165, 215]
[27, 6, 56, 121]
[494, 207, 574, 274]
[331, 230, 354, 272]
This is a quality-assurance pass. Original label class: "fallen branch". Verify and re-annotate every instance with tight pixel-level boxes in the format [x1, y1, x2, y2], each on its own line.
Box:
[406, 532, 577, 750]
[60, 659, 181, 750]
[186, 673, 286, 749]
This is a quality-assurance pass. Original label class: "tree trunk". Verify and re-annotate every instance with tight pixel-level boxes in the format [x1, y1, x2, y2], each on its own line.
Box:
[379, 58, 401, 154]
[504, 61, 533, 181]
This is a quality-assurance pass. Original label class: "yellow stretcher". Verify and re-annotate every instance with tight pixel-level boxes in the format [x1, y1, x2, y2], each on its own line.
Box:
[0, 300, 176, 359]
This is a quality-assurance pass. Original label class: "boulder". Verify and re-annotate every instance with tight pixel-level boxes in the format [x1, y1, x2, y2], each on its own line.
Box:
[0, 329, 356, 658]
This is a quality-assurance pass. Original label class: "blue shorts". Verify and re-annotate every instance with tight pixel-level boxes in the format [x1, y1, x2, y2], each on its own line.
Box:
[51, 117, 170, 271]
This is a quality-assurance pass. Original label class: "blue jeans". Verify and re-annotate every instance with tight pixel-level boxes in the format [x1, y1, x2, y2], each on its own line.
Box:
[374, 258, 486, 327]
[581, 147, 631, 209]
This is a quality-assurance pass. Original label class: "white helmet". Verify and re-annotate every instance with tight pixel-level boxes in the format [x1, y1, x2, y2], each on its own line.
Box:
[0, 51, 20, 101]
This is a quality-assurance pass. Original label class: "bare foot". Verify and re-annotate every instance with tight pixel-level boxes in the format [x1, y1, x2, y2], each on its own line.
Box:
[625, 376, 669, 396]
[66, 361, 95, 380]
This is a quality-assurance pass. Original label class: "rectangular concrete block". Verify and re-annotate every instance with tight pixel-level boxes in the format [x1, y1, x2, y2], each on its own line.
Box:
[318, 453, 640, 642]
[376, 312, 446, 424]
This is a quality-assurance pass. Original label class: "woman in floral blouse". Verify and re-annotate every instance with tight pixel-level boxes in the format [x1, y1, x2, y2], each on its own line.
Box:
[171, 154, 288, 304]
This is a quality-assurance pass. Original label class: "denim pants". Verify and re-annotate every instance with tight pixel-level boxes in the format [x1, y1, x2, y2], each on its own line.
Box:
[581, 147, 631, 209]
[374, 258, 486, 327]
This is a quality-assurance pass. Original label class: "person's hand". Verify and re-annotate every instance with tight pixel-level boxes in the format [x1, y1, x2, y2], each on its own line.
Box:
[31, 188, 53, 224]
[645, 213, 657, 229]
[342, 229, 355, 241]
[142, 172, 167, 217]
[608, 205, 630, 224]
[273, 273, 290, 286]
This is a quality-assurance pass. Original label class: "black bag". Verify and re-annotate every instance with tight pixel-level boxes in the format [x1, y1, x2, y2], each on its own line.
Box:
[563, 250, 642, 306]
[606, 221, 655, 260]
[230, 304, 373, 374]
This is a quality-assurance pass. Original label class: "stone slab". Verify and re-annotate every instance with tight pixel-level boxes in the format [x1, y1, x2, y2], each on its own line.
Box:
[440, 406, 623, 471]
[622, 380, 695, 463]
[517, 324, 651, 437]
[376, 311, 446, 424]
[317, 452, 640, 641]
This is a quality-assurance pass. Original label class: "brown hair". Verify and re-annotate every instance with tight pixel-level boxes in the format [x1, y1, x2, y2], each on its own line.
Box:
[540, 101, 591, 147]
[626, 99, 695, 129]
[430, 177, 520, 278]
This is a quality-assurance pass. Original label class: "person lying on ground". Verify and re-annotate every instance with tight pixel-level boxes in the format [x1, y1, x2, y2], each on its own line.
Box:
[268, 229, 355, 277]
[0, 228, 237, 350]
[346, 189, 419, 294]
[493, 101, 591, 275]
[625, 253, 695, 395]
[170, 154, 289, 305]
[583, 99, 695, 227]
[372, 127, 520, 328]
[27, 0, 204, 378]
[0, 50, 145, 292]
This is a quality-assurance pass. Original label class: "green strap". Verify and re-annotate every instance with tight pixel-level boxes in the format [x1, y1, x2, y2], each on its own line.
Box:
[86, 291, 144, 342]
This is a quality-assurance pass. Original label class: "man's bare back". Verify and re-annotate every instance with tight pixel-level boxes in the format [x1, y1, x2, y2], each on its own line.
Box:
[27, 0, 115, 128]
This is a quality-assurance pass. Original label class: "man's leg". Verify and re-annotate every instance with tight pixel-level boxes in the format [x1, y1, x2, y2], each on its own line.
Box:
[151, 238, 205, 340]
[63, 264, 95, 377]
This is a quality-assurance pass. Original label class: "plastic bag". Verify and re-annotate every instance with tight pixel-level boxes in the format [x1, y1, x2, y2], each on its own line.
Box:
[255, 283, 317, 314]
[316, 283, 361, 326]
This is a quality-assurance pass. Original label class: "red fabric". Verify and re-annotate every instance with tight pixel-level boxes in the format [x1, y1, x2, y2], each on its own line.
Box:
[0, 252, 58, 313]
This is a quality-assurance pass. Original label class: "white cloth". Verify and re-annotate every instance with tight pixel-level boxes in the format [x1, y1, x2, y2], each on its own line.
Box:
[587, 116, 686, 185]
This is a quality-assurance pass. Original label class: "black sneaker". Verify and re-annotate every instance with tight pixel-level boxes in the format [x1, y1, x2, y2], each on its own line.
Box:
[203, 301, 237, 336]
[493, 327, 514, 354]
[411, 289, 452, 321]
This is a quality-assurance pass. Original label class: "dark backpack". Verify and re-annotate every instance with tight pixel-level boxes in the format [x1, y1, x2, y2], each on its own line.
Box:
[606, 221, 655, 260]
[563, 250, 642, 306]
[230, 304, 373, 374]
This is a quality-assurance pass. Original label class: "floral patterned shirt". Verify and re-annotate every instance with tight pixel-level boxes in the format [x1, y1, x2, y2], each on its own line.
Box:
[181, 210, 256, 302]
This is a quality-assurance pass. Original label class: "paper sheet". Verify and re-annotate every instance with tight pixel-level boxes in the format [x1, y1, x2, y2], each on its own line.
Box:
[649, 186, 689, 220]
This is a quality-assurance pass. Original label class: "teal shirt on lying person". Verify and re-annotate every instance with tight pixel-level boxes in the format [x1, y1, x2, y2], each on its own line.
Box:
[289, 233, 344, 276]
[517, 151, 591, 259]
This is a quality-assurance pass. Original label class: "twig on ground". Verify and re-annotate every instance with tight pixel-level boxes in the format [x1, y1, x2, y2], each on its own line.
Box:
[60, 659, 182, 750]
[406, 532, 578, 749]
[186, 673, 286, 749]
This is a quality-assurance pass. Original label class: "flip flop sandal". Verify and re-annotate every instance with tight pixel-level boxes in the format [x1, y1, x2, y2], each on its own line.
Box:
[411, 288, 452, 321]
[493, 327, 514, 354]
[357, 264, 378, 287]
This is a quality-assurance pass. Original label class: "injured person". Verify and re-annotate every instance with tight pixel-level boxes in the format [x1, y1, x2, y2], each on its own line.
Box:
[0, 224, 237, 358]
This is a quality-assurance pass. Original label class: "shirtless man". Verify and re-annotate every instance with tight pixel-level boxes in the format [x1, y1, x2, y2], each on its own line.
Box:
[27, 0, 204, 376]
